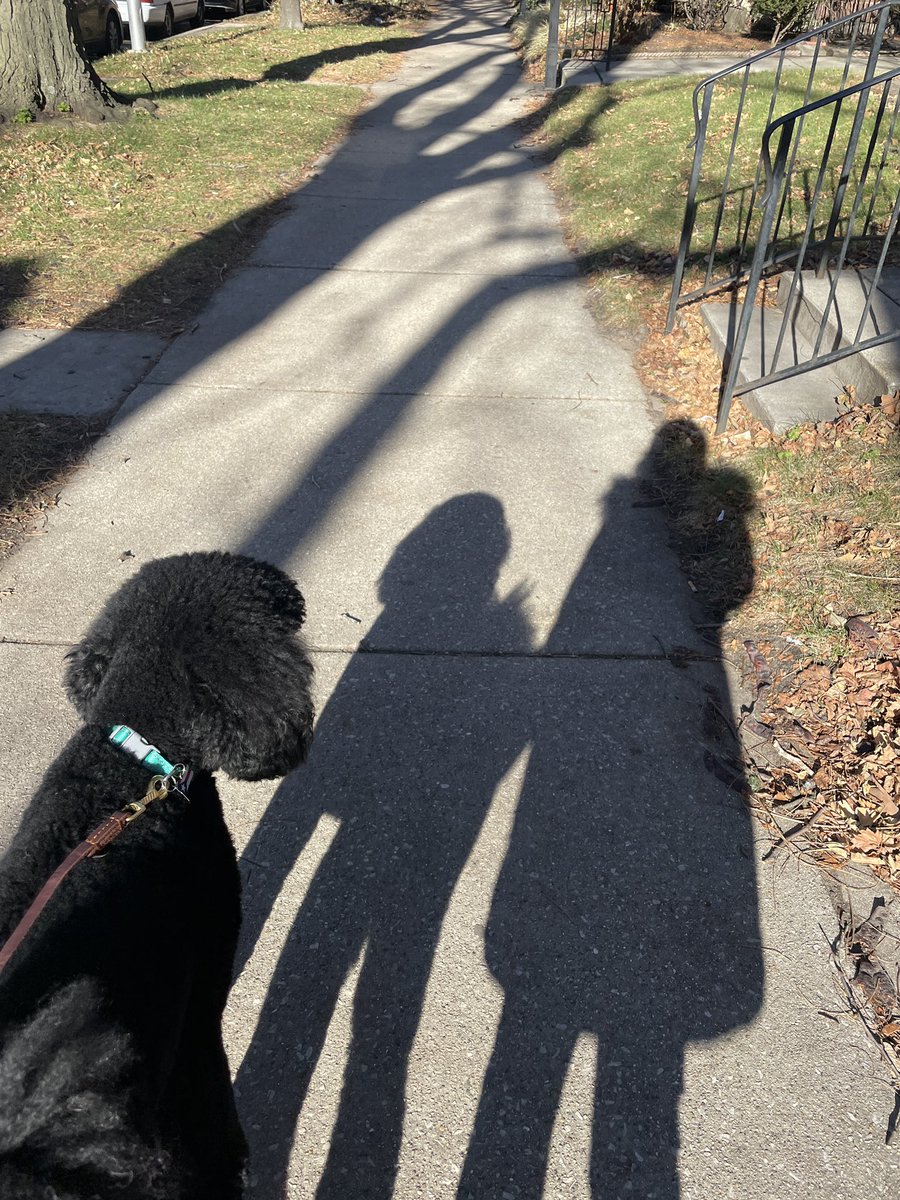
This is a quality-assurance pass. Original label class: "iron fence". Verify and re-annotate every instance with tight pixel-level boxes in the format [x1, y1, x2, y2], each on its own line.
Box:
[714, 66, 900, 430]
[813, 0, 897, 39]
[544, 0, 618, 88]
[666, 0, 895, 333]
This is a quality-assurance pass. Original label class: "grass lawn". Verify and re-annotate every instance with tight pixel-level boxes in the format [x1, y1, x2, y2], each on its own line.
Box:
[0, 2, 423, 335]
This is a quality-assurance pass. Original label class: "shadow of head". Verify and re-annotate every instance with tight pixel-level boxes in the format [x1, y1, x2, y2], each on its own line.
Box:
[651, 417, 756, 622]
[377, 492, 512, 611]
[373, 492, 533, 652]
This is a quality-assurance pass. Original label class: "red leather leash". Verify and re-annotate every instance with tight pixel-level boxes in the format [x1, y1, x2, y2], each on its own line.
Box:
[0, 774, 173, 976]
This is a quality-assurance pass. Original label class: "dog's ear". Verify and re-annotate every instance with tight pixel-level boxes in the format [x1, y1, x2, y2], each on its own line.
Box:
[64, 639, 112, 717]
[254, 560, 307, 630]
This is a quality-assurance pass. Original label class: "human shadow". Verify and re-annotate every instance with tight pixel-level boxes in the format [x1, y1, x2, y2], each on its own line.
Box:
[234, 493, 534, 1199]
[456, 420, 763, 1200]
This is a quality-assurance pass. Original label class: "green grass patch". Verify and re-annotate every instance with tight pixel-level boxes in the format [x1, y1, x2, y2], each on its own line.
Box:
[535, 70, 895, 329]
[0, 6, 422, 333]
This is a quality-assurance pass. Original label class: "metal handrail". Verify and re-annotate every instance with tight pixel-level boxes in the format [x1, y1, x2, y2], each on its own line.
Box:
[689, 0, 895, 137]
[759, 64, 900, 192]
[666, 0, 895, 335]
[714, 64, 900, 430]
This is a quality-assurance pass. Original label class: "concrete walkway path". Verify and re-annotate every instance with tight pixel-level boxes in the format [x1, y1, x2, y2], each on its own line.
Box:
[1, 2, 898, 1197]
[561, 47, 900, 86]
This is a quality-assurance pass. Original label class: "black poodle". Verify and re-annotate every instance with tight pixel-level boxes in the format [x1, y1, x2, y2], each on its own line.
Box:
[0, 552, 315, 1200]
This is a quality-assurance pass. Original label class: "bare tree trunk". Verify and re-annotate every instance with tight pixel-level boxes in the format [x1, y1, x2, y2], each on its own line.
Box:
[280, 0, 304, 30]
[0, 0, 126, 122]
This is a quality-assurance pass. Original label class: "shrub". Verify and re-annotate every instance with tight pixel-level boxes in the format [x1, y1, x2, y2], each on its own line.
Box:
[752, 0, 815, 41]
[679, 0, 730, 30]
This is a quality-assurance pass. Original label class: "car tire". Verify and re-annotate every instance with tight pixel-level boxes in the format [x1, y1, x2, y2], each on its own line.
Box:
[160, 4, 175, 37]
[190, 0, 205, 25]
[235, 0, 246, 16]
[105, 12, 124, 54]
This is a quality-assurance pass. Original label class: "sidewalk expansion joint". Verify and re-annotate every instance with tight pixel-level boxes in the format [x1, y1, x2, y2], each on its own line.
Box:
[249, 264, 574, 280]
[0, 638, 75, 648]
[0, 639, 718, 666]
[142, 380, 635, 405]
[310, 645, 720, 664]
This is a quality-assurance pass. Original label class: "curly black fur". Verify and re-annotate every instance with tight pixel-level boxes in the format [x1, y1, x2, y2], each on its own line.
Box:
[0, 553, 315, 1199]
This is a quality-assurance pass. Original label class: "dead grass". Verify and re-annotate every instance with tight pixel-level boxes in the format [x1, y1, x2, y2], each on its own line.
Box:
[0, 2, 424, 334]
[0, 412, 102, 563]
[636, 299, 900, 891]
[638, 304, 900, 658]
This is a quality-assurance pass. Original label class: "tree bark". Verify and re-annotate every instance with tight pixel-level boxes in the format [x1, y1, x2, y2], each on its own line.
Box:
[0, 0, 126, 122]
[280, 0, 304, 30]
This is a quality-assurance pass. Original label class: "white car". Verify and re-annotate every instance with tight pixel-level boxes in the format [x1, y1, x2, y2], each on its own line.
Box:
[115, 0, 205, 39]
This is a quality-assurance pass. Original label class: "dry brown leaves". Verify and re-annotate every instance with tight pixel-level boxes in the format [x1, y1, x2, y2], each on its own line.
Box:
[638, 300, 900, 885]
[0, 413, 100, 566]
[743, 621, 900, 884]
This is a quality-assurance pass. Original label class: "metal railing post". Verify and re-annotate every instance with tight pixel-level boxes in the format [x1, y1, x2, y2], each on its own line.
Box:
[816, 1, 892, 276]
[717, 124, 793, 432]
[666, 84, 713, 332]
[545, 0, 562, 89]
[606, 0, 617, 69]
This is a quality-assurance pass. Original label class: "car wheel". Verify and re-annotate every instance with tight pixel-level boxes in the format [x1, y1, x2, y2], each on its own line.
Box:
[161, 4, 175, 36]
[235, 0, 246, 16]
[105, 12, 124, 54]
[190, 0, 205, 25]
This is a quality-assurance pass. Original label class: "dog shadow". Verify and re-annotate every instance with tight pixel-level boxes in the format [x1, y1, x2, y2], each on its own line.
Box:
[233, 492, 535, 1199]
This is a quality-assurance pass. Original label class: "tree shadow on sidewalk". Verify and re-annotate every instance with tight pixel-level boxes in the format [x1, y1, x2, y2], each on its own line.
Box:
[0, 257, 106, 562]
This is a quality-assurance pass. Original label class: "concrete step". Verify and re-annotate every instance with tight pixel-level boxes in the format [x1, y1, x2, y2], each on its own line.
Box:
[702, 266, 900, 432]
[701, 301, 847, 432]
[779, 266, 900, 400]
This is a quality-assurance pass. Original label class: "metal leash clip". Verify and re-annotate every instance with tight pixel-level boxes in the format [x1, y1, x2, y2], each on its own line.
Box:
[124, 774, 169, 823]
[165, 763, 192, 799]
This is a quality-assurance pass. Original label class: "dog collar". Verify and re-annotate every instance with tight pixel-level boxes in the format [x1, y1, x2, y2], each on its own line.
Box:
[108, 724, 193, 794]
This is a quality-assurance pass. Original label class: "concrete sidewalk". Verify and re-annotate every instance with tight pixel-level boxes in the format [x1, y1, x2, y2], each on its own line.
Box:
[561, 48, 900, 86]
[1, 2, 898, 1197]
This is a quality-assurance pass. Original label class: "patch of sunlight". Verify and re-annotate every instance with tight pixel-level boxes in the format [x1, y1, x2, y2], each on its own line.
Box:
[286, 938, 369, 1200]
[227, 810, 343, 1068]
[423, 130, 481, 155]
[394, 746, 532, 1199]
[544, 1031, 598, 1200]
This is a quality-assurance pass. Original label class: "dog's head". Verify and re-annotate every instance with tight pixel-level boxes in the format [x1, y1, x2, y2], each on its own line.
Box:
[65, 553, 314, 781]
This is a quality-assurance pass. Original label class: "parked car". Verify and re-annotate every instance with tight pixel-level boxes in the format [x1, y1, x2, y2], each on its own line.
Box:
[115, 0, 206, 40]
[206, 0, 270, 17]
[74, 0, 125, 55]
